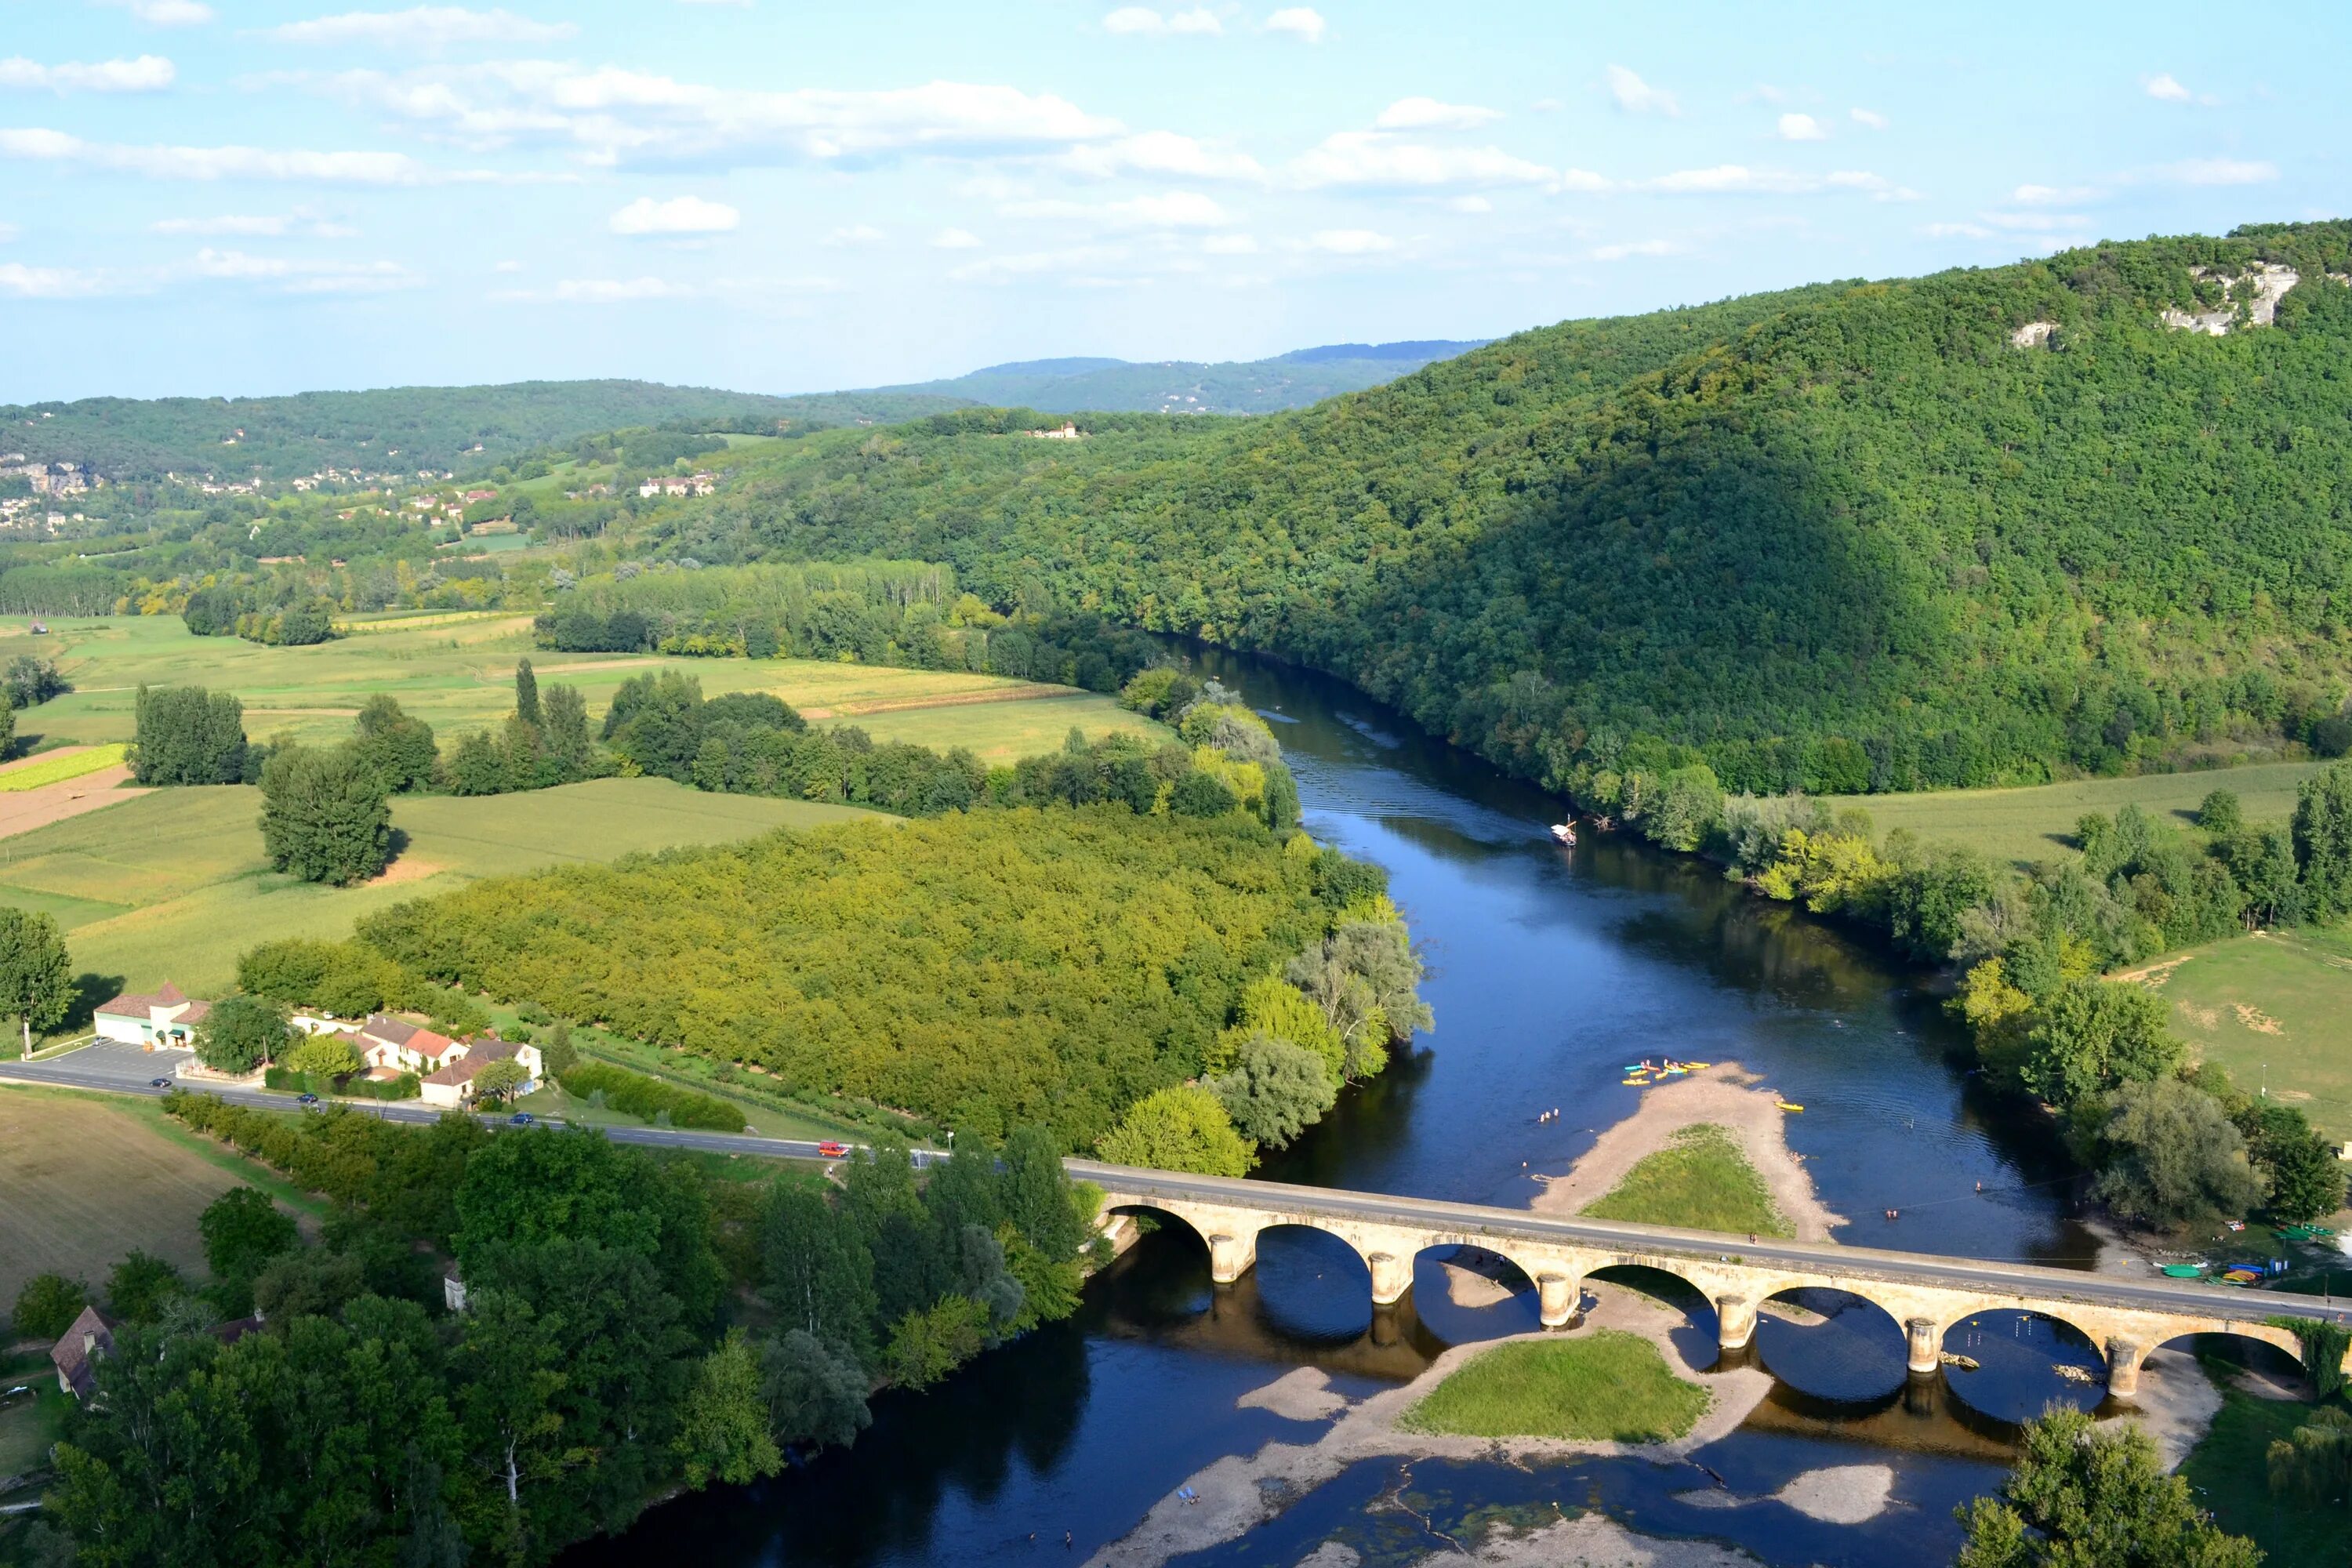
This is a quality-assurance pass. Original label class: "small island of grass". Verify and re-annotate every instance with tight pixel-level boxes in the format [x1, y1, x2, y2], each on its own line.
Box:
[1398, 1330, 1710, 1443]
[1580, 1122, 1791, 1238]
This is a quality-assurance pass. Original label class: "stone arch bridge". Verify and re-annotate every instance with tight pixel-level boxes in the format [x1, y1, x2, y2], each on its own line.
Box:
[1067, 1160, 2348, 1398]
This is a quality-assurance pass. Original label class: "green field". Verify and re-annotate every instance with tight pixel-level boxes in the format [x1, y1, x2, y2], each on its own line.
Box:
[2132, 928, 2352, 1145]
[2181, 1381, 2349, 1566]
[0, 778, 884, 998]
[1829, 761, 2331, 871]
[13, 614, 1161, 765]
[1581, 1124, 1791, 1238]
[1399, 1330, 1711, 1443]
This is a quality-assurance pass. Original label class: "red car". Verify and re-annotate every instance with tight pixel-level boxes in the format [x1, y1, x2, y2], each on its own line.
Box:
[816, 1141, 849, 1159]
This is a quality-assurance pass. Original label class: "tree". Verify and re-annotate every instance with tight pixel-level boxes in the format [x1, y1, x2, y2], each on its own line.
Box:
[514, 658, 542, 731]
[444, 730, 507, 796]
[0, 906, 73, 1055]
[2293, 760, 2352, 922]
[195, 993, 291, 1074]
[759, 1186, 879, 1367]
[2020, 979, 2183, 1110]
[540, 683, 596, 781]
[198, 1187, 299, 1312]
[878, 1295, 987, 1390]
[673, 1328, 782, 1490]
[759, 1329, 871, 1451]
[260, 743, 394, 886]
[104, 1250, 186, 1326]
[1212, 1031, 1337, 1148]
[2198, 788, 2245, 836]
[472, 1057, 529, 1105]
[282, 1029, 359, 1080]
[542, 1018, 578, 1076]
[2238, 1102, 2348, 1224]
[130, 684, 248, 786]
[1096, 1085, 1254, 1176]
[1956, 1405, 2259, 1567]
[11, 1271, 89, 1341]
[350, 693, 438, 793]
[453, 1287, 567, 1554]
[2092, 1077, 2267, 1227]
[998, 1124, 1084, 1263]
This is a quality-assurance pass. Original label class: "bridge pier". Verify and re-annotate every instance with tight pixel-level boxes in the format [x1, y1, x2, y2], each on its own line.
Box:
[1207, 1232, 1255, 1285]
[1367, 1251, 1410, 1306]
[1907, 1317, 1940, 1376]
[2106, 1337, 2143, 1400]
[1537, 1272, 1577, 1328]
[1715, 1295, 1756, 1352]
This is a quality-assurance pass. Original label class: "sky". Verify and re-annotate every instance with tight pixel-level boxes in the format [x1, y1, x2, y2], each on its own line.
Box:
[0, 0, 2339, 402]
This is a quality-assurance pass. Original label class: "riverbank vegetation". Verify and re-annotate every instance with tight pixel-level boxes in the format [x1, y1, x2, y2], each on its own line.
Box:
[1960, 1405, 2259, 1566]
[1398, 1331, 1710, 1444]
[11, 1093, 1098, 1566]
[1580, 1124, 1791, 1238]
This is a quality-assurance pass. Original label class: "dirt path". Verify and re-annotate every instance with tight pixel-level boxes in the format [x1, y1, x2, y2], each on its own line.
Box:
[0, 765, 143, 840]
[1527, 1065, 1845, 1242]
[1085, 1280, 1776, 1568]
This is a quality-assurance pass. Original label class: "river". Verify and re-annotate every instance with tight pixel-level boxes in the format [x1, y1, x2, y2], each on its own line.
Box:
[566, 648, 2141, 1568]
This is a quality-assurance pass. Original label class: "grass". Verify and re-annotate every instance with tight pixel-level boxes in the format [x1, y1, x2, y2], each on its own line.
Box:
[0, 776, 887, 996]
[0, 1347, 74, 1479]
[2132, 928, 2352, 1145]
[2180, 1382, 2347, 1566]
[1580, 1123, 1791, 1238]
[14, 614, 1163, 764]
[1828, 760, 2331, 872]
[1398, 1330, 1711, 1443]
[0, 743, 127, 792]
[0, 1084, 314, 1308]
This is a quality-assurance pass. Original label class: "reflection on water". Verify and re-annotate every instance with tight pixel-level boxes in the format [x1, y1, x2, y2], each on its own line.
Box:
[566, 646, 2125, 1566]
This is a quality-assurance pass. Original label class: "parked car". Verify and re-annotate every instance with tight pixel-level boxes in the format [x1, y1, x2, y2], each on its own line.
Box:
[150, 1076, 172, 1089]
[509, 1112, 535, 1127]
[817, 1141, 849, 1158]
[296, 1092, 320, 1107]
[0, 1385, 31, 1409]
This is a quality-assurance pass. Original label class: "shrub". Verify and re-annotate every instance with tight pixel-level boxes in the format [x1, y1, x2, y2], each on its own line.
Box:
[11, 1271, 90, 1341]
[558, 1061, 746, 1131]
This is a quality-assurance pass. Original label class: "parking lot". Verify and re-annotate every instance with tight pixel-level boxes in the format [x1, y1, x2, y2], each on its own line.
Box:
[9, 1038, 191, 1091]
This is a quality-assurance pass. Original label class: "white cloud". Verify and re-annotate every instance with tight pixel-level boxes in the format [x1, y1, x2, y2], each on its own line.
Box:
[2169, 156, 2277, 185]
[1589, 238, 1683, 260]
[1606, 65, 1678, 117]
[303, 64, 1123, 168]
[930, 227, 982, 248]
[1922, 221, 1994, 239]
[1290, 131, 1595, 192]
[187, 245, 414, 292]
[0, 55, 176, 93]
[610, 194, 739, 234]
[1446, 194, 1491, 212]
[2143, 72, 2192, 103]
[1202, 233, 1257, 253]
[1004, 189, 1232, 228]
[2013, 182, 2098, 205]
[1263, 7, 1324, 42]
[1777, 112, 1828, 141]
[259, 8, 576, 46]
[1850, 107, 1887, 130]
[0, 262, 111, 297]
[1058, 130, 1266, 181]
[151, 212, 355, 236]
[93, 0, 216, 26]
[1643, 164, 1915, 199]
[1375, 96, 1501, 132]
[822, 223, 885, 245]
[0, 127, 444, 183]
[1102, 6, 1221, 35]
[1303, 228, 1392, 253]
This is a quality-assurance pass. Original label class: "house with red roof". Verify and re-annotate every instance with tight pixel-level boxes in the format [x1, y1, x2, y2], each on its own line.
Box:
[50, 1305, 113, 1401]
[93, 983, 210, 1049]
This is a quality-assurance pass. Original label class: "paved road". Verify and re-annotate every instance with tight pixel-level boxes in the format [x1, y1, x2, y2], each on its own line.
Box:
[0, 1049, 947, 1166]
[7, 1050, 2339, 1327]
[1066, 1160, 2352, 1330]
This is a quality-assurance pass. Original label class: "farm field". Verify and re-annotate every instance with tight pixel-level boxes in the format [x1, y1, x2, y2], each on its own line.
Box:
[10, 614, 1162, 764]
[2129, 928, 2352, 1143]
[1828, 760, 2331, 870]
[0, 777, 888, 998]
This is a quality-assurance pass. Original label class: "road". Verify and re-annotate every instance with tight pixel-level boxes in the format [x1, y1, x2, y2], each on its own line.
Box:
[1065, 1160, 2352, 1330]
[6, 1050, 2339, 1326]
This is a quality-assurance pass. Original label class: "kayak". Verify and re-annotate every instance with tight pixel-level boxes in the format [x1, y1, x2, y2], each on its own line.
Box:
[2161, 1264, 2204, 1278]
[1776, 1102, 1805, 1112]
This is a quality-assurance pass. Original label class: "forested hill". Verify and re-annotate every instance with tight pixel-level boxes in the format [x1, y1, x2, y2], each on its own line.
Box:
[874, 338, 1489, 415]
[661, 221, 2352, 797]
[0, 379, 967, 481]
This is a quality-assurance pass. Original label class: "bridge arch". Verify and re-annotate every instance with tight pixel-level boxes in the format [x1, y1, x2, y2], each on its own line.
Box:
[1406, 1243, 1543, 1337]
[1750, 1286, 1909, 1403]
[1251, 1222, 1377, 1344]
[1937, 1306, 2111, 1424]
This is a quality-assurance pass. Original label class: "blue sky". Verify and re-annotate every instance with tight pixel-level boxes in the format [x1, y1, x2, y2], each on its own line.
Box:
[0, 0, 2336, 401]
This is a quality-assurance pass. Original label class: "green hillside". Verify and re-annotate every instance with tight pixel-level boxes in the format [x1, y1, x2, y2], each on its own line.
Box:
[880, 339, 1487, 415]
[2, 379, 967, 481]
[677, 224, 2352, 797]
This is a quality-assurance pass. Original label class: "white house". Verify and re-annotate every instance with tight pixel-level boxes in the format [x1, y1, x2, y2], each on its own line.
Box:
[93, 983, 209, 1049]
[353, 1014, 463, 1075]
[419, 1036, 545, 1108]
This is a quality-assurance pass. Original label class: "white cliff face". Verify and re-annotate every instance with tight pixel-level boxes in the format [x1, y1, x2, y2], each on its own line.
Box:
[2010, 320, 2058, 347]
[2158, 263, 2299, 335]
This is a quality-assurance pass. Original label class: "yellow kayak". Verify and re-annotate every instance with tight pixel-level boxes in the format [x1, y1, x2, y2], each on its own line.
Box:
[1621, 1077, 1649, 1086]
[1776, 1101, 1805, 1112]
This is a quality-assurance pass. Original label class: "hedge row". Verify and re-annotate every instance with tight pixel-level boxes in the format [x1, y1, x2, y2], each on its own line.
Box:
[558, 1061, 746, 1132]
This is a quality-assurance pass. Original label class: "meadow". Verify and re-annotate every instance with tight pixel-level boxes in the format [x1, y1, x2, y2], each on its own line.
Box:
[0, 778, 886, 999]
[9, 613, 1164, 764]
[1399, 1330, 1711, 1443]
[1828, 761, 2330, 871]
[1580, 1123, 1791, 1238]
[2131, 927, 2352, 1143]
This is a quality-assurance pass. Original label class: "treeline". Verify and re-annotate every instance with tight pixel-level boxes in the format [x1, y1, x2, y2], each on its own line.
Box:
[183, 579, 339, 645]
[18, 1093, 1096, 1565]
[536, 560, 1164, 691]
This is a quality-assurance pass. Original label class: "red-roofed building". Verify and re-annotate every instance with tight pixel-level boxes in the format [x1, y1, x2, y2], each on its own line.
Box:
[50, 1305, 113, 1401]
[353, 1014, 463, 1074]
[419, 1034, 544, 1108]
[93, 982, 210, 1048]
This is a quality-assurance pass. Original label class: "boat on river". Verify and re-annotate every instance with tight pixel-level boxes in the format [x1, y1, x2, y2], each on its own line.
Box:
[1549, 822, 1577, 846]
